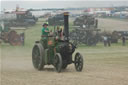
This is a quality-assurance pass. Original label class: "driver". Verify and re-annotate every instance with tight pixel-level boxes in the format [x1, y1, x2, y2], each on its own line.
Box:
[42, 23, 49, 36]
[41, 23, 49, 49]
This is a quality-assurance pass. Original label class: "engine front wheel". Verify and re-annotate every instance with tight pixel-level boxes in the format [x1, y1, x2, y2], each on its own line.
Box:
[74, 52, 83, 72]
[54, 53, 62, 73]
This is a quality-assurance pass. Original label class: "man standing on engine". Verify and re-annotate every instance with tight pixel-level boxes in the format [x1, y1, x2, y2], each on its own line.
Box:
[41, 23, 49, 49]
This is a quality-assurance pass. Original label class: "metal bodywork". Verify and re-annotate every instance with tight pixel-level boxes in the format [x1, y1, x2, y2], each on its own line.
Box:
[70, 14, 100, 46]
[32, 12, 83, 72]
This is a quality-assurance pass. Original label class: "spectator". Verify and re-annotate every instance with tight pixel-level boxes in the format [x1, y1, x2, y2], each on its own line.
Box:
[107, 36, 111, 47]
[103, 36, 107, 47]
[122, 36, 126, 46]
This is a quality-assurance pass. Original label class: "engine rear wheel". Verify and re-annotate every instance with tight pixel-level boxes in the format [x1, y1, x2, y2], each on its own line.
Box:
[74, 52, 83, 72]
[32, 43, 45, 70]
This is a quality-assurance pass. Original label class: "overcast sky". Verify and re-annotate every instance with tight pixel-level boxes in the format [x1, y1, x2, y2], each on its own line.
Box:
[1, 0, 128, 11]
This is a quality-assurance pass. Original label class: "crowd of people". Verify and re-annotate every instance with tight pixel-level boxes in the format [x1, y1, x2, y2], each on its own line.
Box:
[103, 35, 126, 47]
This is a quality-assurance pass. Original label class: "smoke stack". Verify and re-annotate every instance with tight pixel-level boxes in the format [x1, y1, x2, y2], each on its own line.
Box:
[64, 12, 69, 42]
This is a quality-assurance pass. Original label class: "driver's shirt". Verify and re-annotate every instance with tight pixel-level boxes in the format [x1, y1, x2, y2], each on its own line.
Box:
[42, 27, 49, 36]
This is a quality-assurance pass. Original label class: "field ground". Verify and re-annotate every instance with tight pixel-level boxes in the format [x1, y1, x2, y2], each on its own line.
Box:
[98, 18, 128, 31]
[0, 18, 128, 85]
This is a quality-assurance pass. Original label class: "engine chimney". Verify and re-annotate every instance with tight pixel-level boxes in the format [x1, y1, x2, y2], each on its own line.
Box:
[64, 12, 69, 42]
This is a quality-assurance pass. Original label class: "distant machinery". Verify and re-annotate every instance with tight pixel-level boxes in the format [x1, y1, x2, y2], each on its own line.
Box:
[70, 14, 100, 46]
[0, 22, 25, 45]
[47, 13, 64, 26]
[0, 9, 38, 27]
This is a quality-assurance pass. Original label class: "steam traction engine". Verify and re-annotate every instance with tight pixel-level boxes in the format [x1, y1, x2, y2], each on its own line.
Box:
[32, 12, 83, 72]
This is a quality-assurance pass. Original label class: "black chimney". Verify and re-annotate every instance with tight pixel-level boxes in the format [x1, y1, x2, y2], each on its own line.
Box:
[64, 12, 69, 42]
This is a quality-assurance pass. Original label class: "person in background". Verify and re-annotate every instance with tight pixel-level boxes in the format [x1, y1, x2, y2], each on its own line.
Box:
[107, 36, 111, 47]
[103, 36, 107, 47]
[0, 24, 2, 35]
[0, 24, 2, 43]
[122, 35, 126, 46]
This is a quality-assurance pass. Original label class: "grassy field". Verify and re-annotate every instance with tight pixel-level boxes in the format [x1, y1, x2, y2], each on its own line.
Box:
[98, 18, 128, 32]
[0, 18, 128, 85]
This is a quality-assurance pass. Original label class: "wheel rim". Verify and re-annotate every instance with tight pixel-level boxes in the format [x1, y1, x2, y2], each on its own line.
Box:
[54, 53, 62, 73]
[74, 53, 83, 71]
